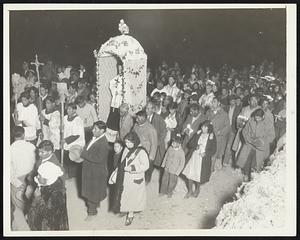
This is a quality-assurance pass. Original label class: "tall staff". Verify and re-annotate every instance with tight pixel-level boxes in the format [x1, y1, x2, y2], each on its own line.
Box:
[60, 94, 65, 167]
[30, 54, 44, 138]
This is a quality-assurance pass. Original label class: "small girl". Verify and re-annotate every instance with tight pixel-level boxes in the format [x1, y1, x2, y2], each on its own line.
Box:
[160, 134, 185, 198]
[164, 102, 178, 149]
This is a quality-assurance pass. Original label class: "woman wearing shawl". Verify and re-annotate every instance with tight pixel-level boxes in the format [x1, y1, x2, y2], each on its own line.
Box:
[109, 131, 149, 226]
[182, 120, 217, 198]
[27, 140, 68, 231]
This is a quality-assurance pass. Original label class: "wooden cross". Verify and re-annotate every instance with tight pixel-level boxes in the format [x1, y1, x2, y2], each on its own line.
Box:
[30, 54, 44, 79]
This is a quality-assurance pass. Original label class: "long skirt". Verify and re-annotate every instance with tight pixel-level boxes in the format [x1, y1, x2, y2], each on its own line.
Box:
[120, 173, 147, 212]
[27, 178, 69, 231]
[182, 150, 203, 183]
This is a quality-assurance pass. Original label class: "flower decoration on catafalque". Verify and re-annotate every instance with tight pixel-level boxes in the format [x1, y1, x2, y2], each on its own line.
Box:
[118, 19, 129, 35]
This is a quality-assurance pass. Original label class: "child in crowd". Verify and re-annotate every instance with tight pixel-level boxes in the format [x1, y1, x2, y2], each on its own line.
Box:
[160, 134, 185, 198]
[112, 140, 124, 171]
[164, 102, 179, 149]
[66, 83, 78, 106]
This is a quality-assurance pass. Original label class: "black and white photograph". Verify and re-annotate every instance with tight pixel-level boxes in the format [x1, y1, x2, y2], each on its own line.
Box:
[3, 3, 296, 236]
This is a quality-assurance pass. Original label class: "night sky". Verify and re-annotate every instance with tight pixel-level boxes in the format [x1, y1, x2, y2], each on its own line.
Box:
[9, 8, 286, 72]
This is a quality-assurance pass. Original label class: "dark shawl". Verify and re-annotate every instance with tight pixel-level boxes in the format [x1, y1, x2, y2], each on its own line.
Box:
[27, 178, 69, 231]
[185, 131, 217, 184]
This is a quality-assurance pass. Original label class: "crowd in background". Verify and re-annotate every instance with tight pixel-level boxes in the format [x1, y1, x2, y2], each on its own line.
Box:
[10, 57, 287, 230]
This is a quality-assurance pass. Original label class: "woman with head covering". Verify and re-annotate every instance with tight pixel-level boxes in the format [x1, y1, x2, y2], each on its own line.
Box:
[26, 140, 68, 231]
[109, 131, 149, 226]
[236, 108, 275, 181]
[182, 120, 217, 199]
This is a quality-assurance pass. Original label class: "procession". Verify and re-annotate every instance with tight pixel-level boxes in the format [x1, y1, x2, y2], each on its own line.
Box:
[7, 8, 290, 232]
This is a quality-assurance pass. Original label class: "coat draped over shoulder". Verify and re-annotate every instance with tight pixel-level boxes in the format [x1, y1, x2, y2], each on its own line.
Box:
[236, 117, 275, 171]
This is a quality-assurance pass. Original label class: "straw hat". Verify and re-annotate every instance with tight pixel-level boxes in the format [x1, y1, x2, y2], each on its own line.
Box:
[69, 145, 84, 163]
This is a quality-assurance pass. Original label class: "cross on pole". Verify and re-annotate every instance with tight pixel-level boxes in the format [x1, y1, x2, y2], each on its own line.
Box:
[30, 54, 44, 144]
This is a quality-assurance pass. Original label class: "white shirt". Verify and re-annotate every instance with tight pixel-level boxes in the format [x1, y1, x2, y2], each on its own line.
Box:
[162, 84, 181, 101]
[11, 140, 36, 187]
[86, 134, 105, 151]
[76, 103, 98, 128]
[63, 115, 86, 150]
[42, 109, 61, 150]
[16, 103, 40, 141]
[79, 69, 86, 79]
[199, 92, 215, 108]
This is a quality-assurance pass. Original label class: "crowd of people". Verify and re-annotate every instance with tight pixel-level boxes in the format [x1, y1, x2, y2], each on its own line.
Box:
[10, 58, 287, 230]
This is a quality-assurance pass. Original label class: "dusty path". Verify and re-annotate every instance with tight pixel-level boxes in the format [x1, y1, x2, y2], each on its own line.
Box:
[66, 166, 243, 230]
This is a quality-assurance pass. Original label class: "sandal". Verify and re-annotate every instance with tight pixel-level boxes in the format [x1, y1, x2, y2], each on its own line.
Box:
[118, 212, 127, 218]
[125, 216, 134, 226]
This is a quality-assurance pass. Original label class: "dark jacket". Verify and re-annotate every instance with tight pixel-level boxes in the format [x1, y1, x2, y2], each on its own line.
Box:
[185, 130, 217, 184]
[150, 113, 167, 167]
[81, 135, 109, 203]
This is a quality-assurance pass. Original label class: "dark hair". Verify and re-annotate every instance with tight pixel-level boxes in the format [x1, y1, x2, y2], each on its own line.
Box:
[20, 91, 30, 99]
[136, 109, 147, 118]
[29, 86, 38, 94]
[147, 100, 157, 108]
[213, 96, 221, 102]
[252, 108, 265, 118]
[93, 121, 107, 131]
[124, 131, 141, 148]
[40, 83, 49, 90]
[201, 120, 214, 134]
[67, 102, 77, 110]
[165, 95, 174, 103]
[75, 95, 85, 104]
[168, 102, 178, 110]
[190, 103, 200, 111]
[38, 140, 54, 152]
[14, 126, 25, 139]
[45, 96, 55, 103]
[161, 92, 167, 98]
[152, 92, 161, 99]
[69, 83, 78, 90]
[259, 96, 269, 105]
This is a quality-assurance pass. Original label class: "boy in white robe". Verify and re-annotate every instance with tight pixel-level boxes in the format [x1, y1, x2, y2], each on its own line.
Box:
[15, 91, 40, 145]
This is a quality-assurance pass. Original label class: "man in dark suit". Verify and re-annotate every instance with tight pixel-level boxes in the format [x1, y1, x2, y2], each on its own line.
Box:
[80, 121, 109, 221]
[223, 95, 242, 167]
[146, 101, 167, 170]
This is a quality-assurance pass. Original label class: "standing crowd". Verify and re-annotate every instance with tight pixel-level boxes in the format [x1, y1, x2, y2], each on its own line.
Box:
[10, 58, 286, 230]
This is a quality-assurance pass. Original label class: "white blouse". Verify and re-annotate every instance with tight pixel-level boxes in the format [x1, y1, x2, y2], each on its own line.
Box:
[63, 115, 85, 150]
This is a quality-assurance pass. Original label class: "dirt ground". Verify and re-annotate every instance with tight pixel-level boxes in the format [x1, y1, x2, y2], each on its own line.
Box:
[66, 166, 243, 230]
